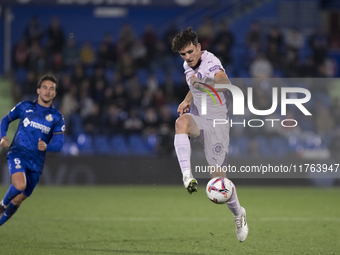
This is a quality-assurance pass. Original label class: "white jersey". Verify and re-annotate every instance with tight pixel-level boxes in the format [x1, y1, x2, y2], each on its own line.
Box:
[184, 50, 230, 120]
[183, 51, 230, 166]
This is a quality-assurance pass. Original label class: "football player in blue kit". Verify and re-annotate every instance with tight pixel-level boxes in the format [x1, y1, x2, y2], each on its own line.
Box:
[0, 74, 65, 226]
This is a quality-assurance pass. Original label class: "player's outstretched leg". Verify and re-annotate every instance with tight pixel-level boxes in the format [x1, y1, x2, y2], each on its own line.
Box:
[227, 181, 248, 242]
[0, 200, 8, 217]
[0, 193, 26, 227]
[0, 202, 19, 226]
[0, 184, 23, 217]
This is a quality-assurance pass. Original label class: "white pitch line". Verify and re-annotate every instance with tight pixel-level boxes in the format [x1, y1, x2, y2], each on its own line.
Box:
[259, 217, 340, 222]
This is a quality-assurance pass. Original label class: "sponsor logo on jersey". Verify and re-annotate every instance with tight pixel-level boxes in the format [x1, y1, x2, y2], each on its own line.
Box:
[26, 109, 33, 113]
[197, 72, 202, 80]
[45, 114, 53, 122]
[23, 117, 51, 134]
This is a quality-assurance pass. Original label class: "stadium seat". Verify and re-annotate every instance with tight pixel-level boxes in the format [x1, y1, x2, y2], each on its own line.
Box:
[315, 93, 331, 107]
[128, 134, 149, 155]
[238, 69, 251, 78]
[77, 133, 94, 154]
[305, 134, 322, 150]
[154, 69, 165, 85]
[94, 135, 112, 154]
[256, 136, 273, 156]
[228, 144, 237, 156]
[168, 102, 180, 118]
[136, 69, 149, 87]
[61, 142, 79, 156]
[288, 135, 303, 152]
[105, 68, 115, 83]
[173, 55, 184, 67]
[86, 66, 94, 76]
[63, 135, 74, 144]
[146, 133, 157, 152]
[69, 114, 84, 139]
[111, 134, 130, 155]
[171, 69, 184, 86]
[236, 137, 249, 155]
[15, 68, 27, 86]
[270, 137, 288, 157]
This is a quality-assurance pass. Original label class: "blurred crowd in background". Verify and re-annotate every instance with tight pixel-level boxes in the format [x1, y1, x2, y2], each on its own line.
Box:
[10, 14, 340, 158]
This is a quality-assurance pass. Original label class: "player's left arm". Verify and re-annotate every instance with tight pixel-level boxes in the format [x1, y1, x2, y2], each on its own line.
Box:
[190, 71, 231, 92]
[40, 115, 65, 152]
[38, 133, 64, 152]
[48, 133, 64, 152]
[214, 71, 231, 92]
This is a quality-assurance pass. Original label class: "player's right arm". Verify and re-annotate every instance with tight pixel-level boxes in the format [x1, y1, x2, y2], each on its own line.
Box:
[1, 116, 11, 148]
[177, 91, 192, 116]
[0, 102, 23, 148]
[0, 136, 9, 148]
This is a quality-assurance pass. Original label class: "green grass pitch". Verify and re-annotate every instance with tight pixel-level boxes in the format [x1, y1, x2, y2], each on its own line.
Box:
[0, 185, 339, 255]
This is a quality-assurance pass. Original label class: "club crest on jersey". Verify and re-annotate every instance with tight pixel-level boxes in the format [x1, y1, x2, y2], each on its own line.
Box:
[45, 114, 53, 122]
[15, 164, 22, 169]
[213, 143, 224, 156]
[197, 72, 202, 80]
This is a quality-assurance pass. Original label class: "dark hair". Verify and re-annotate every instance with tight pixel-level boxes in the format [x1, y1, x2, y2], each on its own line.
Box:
[171, 27, 198, 52]
[37, 74, 58, 90]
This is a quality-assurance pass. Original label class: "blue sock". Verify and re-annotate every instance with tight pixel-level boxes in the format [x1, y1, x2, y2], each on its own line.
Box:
[3, 185, 23, 206]
[0, 202, 19, 226]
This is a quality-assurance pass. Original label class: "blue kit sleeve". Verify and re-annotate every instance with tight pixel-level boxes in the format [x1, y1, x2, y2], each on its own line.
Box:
[46, 133, 64, 152]
[0, 116, 11, 138]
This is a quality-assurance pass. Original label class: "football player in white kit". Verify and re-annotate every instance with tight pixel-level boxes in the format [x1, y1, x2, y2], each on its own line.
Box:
[172, 27, 248, 242]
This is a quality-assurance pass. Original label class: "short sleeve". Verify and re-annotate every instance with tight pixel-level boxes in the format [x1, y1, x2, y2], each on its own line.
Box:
[204, 56, 225, 79]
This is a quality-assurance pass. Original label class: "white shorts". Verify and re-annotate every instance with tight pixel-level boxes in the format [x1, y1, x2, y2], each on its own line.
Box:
[190, 114, 230, 167]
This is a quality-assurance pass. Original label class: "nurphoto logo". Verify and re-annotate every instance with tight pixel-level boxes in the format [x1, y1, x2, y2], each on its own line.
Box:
[200, 82, 312, 128]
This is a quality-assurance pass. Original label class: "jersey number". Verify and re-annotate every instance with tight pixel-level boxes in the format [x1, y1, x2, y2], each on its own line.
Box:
[14, 158, 21, 165]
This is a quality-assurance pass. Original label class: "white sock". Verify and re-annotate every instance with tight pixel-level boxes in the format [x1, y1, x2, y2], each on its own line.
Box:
[174, 134, 191, 177]
[226, 180, 241, 215]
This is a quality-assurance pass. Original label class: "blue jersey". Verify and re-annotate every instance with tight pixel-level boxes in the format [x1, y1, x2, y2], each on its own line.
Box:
[7, 101, 65, 171]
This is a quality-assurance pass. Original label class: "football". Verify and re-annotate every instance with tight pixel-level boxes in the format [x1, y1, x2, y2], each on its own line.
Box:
[206, 177, 234, 204]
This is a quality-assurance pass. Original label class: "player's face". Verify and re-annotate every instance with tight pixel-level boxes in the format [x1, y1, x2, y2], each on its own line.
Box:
[179, 43, 202, 68]
[37, 80, 57, 104]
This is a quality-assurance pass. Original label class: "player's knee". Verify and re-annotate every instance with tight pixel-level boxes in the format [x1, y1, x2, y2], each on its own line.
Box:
[13, 182, 26, 192]
[175, 115, 190, 134]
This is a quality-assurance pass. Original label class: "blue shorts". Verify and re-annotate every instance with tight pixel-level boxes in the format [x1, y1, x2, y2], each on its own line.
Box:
[7, 154, 42, 197]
